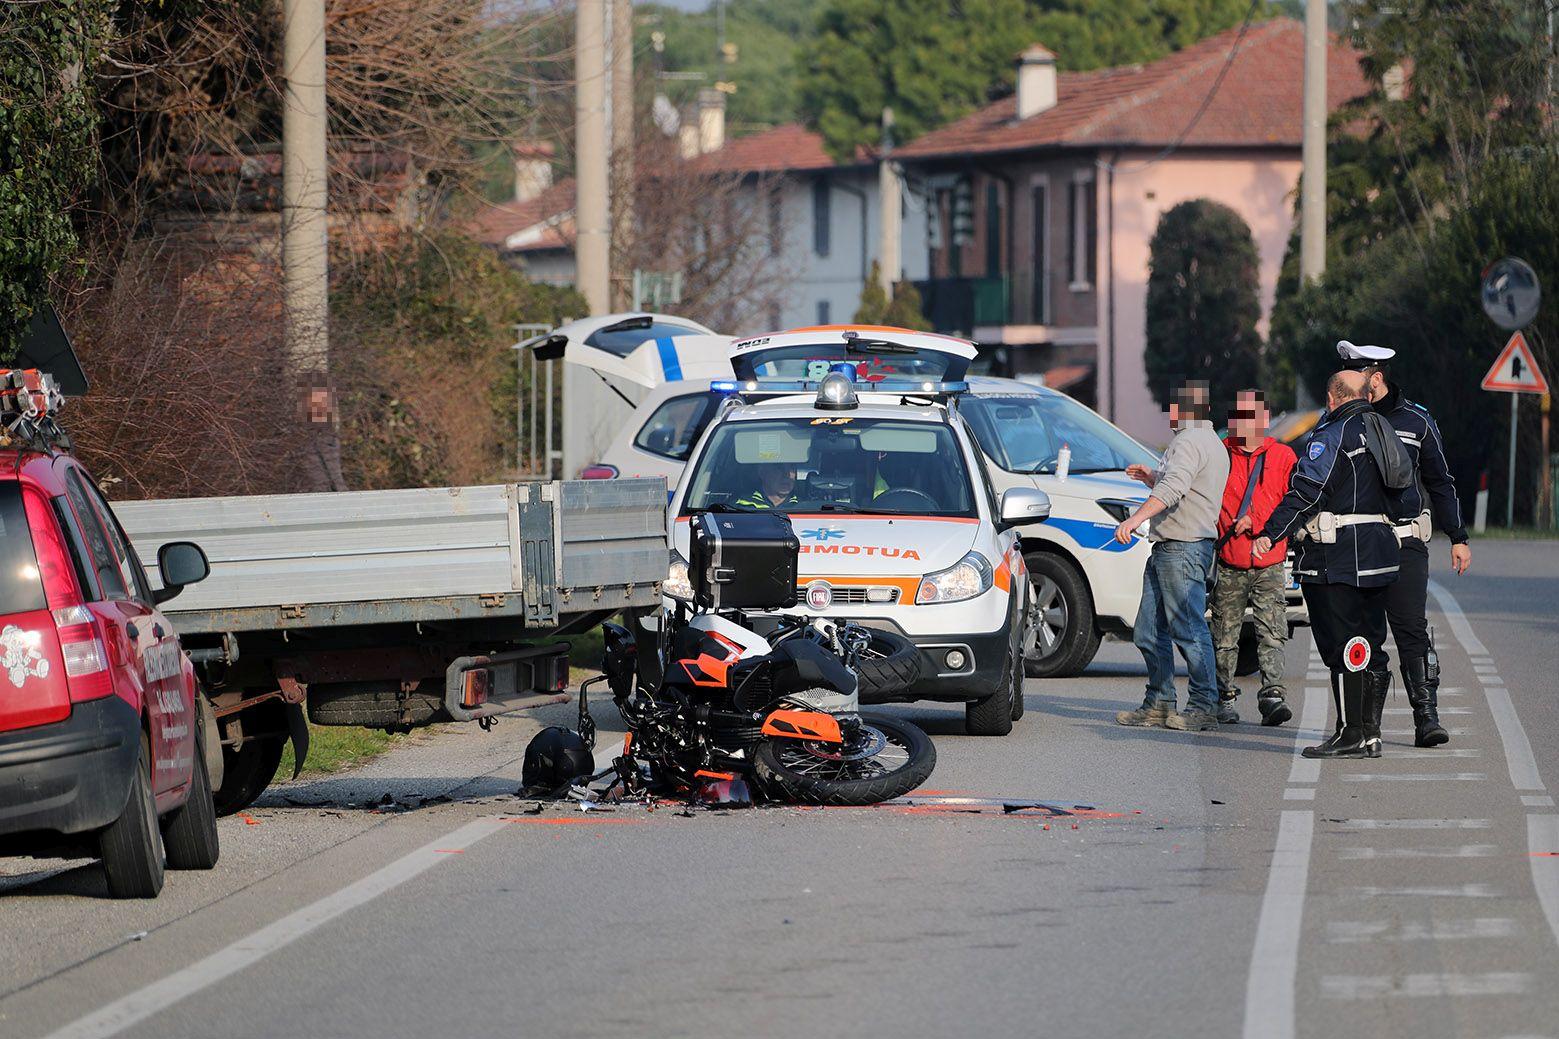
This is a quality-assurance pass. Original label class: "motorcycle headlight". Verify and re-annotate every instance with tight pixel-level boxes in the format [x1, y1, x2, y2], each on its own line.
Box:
[665, 551, 693, 599]
[915, 552, 994, 604]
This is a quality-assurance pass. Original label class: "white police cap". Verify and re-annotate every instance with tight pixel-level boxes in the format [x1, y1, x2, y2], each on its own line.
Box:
[1336, 340, 1395, 370]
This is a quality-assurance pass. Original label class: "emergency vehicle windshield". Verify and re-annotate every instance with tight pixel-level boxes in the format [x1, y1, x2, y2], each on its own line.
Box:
[681, 417, 978, 518]
[960, 393, 1157, 475]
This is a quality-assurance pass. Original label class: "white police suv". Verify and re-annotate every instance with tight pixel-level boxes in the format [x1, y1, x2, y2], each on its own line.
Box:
[663, 326, 1050, 736]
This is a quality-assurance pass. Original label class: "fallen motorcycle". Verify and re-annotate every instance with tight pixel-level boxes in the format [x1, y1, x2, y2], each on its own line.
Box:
[578, 511, 935, 806]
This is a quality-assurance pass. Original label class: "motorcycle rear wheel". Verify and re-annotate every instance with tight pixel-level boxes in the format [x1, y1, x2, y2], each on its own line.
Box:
[753, 713, 935, 806]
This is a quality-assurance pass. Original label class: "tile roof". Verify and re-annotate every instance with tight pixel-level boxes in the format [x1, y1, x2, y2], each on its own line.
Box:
[896, 18, 1371, 159]
[688, 122, 868, 174]
[465, 177, 576, 252]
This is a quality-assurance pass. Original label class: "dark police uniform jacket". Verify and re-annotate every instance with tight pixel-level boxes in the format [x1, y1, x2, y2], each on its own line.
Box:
[1259, 398, 1401, 588]
[1374, 384, 1469, 543]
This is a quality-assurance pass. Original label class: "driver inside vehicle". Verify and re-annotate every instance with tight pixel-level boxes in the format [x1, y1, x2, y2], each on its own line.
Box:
[734, 463, 800, 509]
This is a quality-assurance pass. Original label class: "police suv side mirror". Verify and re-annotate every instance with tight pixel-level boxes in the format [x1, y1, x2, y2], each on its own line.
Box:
[999, 487, 1051, 529]
[154, 541, 210, 603]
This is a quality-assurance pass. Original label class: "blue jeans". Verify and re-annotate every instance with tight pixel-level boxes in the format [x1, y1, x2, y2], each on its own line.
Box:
[1133, 539, 1219, 714]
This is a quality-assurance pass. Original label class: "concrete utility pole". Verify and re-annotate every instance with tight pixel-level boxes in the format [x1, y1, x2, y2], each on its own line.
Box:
[282, 0, 342, 490]
[1296, 0, 1328, 410]
[877, 107, 901, 298]
[575, 0, 611, 316]
[610, 0, 635, 310]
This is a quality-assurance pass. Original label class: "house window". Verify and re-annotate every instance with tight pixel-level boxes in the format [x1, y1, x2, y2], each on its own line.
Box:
[984, 182, 1002, 275]
[816, 300, 831, 325]
[1068, 175, 1096, 290]
[1031, 182, 1048, 323]
[812, 180, 831, 257]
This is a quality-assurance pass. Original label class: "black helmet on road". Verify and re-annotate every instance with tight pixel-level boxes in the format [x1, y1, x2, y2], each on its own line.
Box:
[521, 726, 594, 797]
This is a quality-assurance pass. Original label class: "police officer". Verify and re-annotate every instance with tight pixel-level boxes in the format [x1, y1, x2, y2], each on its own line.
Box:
[1253, 366, 1400, 758]
[1348, 341, 1473, 747]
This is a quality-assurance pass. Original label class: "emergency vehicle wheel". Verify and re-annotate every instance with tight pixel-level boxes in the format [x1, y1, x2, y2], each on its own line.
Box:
[98, 738, 166, 899]
[966, 645, 1017, 736]
[1024, 553, 1100, 678]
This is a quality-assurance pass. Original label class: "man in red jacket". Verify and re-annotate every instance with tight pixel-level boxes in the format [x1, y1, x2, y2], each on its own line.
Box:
[1212, 390, 1298, 726]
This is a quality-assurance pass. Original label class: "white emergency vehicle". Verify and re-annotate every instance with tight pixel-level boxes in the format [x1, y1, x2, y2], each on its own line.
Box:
[664, 327, 1050, 736]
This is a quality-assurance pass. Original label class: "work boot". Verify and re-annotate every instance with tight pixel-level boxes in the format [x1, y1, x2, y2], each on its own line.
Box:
[1116, 702, 1174, 727]
[1362, 669, 1390, 758]
[1217, 689, 1240, 725]
[1402, 654, 1449, 748]
[1257, 689, 1292, 727]
[1302, 671, 1371, 758]
[1165, 708, 1218, 731]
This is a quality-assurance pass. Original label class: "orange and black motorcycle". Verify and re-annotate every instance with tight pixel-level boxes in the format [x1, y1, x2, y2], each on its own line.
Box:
[581, 604, 936, 806]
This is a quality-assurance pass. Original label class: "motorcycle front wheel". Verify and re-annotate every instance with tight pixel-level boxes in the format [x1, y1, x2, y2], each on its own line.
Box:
[753, 713, 935, 806]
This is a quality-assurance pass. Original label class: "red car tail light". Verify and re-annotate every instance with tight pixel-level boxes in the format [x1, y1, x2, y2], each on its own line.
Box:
[578, 464, 619, 480]
[51, 604, 112, 700]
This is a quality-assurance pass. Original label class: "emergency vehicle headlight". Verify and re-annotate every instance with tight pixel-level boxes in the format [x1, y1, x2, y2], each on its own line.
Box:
[916, 552, 994, 604]
[816, 372, 858, 411]
[665, 552, 693, 599]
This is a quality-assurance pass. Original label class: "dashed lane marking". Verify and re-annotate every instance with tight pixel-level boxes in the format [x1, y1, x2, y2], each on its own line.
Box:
[1530, 816, 1559, 955]
[1341, 773, 1487, 782]
[1325, 918, 1516, 943]
[1351, 884, 1502, 898]
[1336, 844, 1498, 860]
[1320, 973, 1530, 999]
[1523, 796, 1556, 808]
[1335, 819, 1491, 829]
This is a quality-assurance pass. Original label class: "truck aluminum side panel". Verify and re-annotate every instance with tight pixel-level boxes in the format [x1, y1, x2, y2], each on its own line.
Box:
[114, 480, 667, 634]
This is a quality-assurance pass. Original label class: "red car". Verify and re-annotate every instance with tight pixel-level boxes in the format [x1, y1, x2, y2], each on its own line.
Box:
[0, 425, 218, 897]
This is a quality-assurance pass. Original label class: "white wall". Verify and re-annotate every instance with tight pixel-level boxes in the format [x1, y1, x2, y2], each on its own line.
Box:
[758, 167, 932, 334]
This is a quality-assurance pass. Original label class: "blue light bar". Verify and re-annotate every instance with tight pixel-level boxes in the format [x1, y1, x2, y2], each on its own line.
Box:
[710, 380, 739, 393]
[828, 362, 858, 381]
[732, 378, 969, 396]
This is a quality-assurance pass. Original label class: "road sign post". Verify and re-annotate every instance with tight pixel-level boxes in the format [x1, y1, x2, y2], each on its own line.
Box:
[1481, 329, 1550, 528]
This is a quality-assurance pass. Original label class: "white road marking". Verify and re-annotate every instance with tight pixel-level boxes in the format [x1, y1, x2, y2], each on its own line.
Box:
[1482, 687, 1546, 791]
[1523, 795, 1556, 807]
[1384, 706, 1473, 715]
[1529, 816, 1559, 956]
[39, 816, 510, 1039]
[1341, 773, 1487, 782]
[1242, 810, 1313, 1039]
[1382, 727, 1472, 736]
[1326, 918, 1516, 943]
[1337, 844, 1497, 860]
[1287, 686, 1329, 786]
[1390, 749, 1483, 759]
[1426, 579, 1489, 656]
[1479, 674, 1506, 686]
[1283, 788, 1316, 801]
[1337, 819, 1490, 829]
[1352, 884, 1502, 898]
[1321, 973, 1530, 998]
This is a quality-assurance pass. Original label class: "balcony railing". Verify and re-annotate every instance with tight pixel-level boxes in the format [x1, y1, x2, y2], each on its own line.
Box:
[913, 270, 1051, 335]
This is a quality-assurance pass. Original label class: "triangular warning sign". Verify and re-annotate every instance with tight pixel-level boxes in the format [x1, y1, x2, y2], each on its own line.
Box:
[1481, 331, 1549, 394]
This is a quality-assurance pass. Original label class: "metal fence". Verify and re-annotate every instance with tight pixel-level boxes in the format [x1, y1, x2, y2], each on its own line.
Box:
[514, 323, 560, 479]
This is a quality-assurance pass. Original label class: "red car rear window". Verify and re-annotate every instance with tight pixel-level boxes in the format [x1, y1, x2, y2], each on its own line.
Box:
[0, 482, 48, 616]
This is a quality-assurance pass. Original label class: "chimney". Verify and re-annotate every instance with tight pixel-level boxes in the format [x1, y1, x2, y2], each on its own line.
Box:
[697, 87, 726, 155]
[512, 140, 554, 203]
[1016, 43, 1057, 120]
[1382, 63, 1407, 102]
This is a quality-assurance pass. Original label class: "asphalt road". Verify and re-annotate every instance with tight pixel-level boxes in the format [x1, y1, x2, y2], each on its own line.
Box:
[3, 538, 1558, 1039]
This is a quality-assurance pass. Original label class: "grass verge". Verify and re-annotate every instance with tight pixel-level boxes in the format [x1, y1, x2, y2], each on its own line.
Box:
[279, 724, 406, 779]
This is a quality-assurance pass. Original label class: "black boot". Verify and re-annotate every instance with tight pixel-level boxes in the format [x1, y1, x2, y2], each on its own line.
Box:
[1402, 654, 1449, 748]
[1217, 689, 1240, 725]
[1257, 687, 1292, 727]
[1362, 669, 1390, 758]
[1303, 670, 1371, 758]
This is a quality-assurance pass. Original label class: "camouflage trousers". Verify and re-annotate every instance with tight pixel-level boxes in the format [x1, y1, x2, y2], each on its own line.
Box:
[1210, 561, 1288, 699]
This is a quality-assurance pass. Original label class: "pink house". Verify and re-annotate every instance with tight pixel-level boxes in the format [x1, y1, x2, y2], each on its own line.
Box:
[895, 18, 1370, 442]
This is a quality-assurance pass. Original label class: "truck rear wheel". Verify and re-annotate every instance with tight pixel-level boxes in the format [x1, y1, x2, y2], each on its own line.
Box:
[1024, 552, 1101, 679]
[215, 734, 284, 816]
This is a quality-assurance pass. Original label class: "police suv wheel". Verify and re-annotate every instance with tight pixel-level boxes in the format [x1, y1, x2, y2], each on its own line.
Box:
[1023, 553, 1101, 679]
